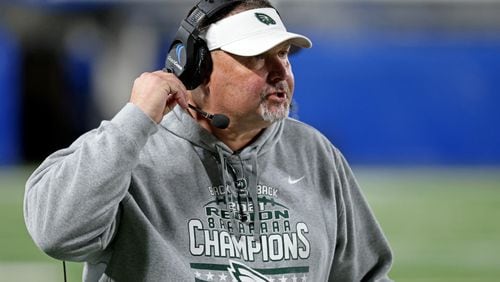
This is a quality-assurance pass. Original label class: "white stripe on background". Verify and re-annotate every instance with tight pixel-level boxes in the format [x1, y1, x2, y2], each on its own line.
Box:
[0, 263, 60, 282]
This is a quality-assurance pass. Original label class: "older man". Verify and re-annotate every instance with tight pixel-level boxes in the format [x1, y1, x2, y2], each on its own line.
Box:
[24, 1, 393, 281]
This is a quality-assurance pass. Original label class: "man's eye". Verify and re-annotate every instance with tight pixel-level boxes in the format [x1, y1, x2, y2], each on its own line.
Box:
[278, 50, 289, 58]
[254, 54, 265, 61]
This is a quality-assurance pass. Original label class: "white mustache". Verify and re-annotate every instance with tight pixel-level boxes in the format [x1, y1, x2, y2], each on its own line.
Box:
[261, 82, 291, 100]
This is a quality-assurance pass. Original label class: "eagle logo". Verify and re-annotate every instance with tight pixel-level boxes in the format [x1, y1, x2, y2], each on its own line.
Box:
[255, 13, 276, 25]
[228, 260, 270, 282]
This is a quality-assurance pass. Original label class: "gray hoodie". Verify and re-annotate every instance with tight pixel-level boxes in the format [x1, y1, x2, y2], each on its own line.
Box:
[24, 103, 392, 281]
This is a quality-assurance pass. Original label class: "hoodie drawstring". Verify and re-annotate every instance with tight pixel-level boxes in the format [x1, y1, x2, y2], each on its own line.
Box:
[215, 145, 242, 239]
[247, 154, 261, 240]
[215, 146, 261, 242]
[215, 146, 232, 229]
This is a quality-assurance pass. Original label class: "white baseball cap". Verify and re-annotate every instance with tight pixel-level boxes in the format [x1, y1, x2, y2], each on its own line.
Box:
[201, 7, 312, 56]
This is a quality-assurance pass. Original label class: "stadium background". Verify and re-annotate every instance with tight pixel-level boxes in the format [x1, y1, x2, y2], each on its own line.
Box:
[1, 0, 499, 281]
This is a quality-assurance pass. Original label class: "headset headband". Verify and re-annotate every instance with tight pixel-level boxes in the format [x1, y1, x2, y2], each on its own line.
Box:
[186, 0, 238, 35]
[165, 0, 243, 90]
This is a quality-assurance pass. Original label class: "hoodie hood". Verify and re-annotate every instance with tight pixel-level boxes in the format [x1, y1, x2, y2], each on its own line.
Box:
[160, 106, 285, 239]
[160, 106, 284, 158]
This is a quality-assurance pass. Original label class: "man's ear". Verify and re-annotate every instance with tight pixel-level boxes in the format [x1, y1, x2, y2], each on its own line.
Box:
[201, 51, 214, 87]
[200, 73, 212, 97]
[202, 75, 211, 88]
[189, 85, 207, 106]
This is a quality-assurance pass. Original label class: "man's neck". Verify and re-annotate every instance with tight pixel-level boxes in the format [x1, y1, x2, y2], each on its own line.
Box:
[191, 111, 267, 151]
[186, 98, 269, 151]
[212, 127, 264, 152]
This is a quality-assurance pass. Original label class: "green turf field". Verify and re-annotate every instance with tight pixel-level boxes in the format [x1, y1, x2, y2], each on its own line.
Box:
[356, 167, 500, 282]
[1, 165, 499, 281]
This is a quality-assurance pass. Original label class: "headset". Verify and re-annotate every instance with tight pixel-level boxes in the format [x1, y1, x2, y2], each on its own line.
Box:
[164, 0, 244, 90]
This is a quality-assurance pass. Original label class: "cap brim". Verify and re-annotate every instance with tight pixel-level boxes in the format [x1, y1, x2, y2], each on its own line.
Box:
[219, 31, 312, 57]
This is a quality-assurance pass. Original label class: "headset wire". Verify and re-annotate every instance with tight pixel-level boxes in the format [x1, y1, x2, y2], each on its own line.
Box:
[63, 261, 67, 282]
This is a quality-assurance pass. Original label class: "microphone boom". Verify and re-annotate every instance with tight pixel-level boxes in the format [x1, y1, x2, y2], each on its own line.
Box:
[188, 104, 230, 129]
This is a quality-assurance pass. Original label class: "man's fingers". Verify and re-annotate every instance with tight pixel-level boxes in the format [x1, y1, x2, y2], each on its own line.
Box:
[154, 71, 189, 108]
[130, 70, 190, 123]
[173, 90, 189, 109]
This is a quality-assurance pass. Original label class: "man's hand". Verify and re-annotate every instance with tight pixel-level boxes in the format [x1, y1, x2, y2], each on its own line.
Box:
[130, 71, 189, 123]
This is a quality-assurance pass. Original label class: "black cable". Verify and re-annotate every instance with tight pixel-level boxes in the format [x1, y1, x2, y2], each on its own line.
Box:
[63, 261, 67, 282]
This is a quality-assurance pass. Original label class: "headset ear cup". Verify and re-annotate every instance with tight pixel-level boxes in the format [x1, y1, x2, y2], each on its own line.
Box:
[176, 40, 211, 90]
[166, 0, 240, 89]
[195, 43, 213, 87]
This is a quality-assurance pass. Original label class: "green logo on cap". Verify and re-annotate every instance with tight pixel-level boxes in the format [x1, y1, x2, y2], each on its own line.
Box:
[255, 13, 276, 25]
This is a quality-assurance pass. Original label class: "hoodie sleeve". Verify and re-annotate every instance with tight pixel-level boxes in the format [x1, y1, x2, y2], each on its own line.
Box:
[23, 103, 158, 262]
[329, 148, 393, 281]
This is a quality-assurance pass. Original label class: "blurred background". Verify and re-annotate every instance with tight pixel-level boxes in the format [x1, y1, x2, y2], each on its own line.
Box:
[1, 0, 499, 281]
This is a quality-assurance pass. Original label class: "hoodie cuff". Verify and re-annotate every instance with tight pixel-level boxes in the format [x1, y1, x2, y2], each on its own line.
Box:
[111, 103, 158, 148]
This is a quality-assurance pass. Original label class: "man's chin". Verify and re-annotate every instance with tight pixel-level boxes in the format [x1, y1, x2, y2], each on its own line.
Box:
[259, 104, 290, 122]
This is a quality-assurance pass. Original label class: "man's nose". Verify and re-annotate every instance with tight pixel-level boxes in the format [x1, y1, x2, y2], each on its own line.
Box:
[267, 56, 289, 83]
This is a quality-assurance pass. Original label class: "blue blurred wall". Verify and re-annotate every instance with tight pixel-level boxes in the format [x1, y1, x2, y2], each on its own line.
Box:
[292, 32, 500, 165]
[1, 22, 500, 165]
[0, 27, 20, 166]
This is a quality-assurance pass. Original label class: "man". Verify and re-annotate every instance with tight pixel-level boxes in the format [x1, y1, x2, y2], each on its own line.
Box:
[24, 0, 393, 281]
